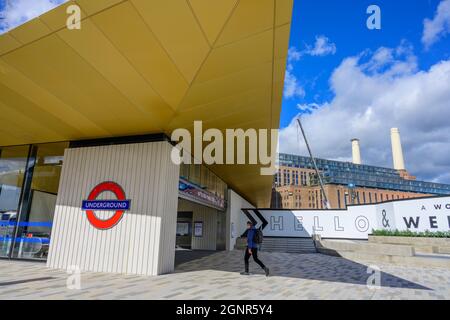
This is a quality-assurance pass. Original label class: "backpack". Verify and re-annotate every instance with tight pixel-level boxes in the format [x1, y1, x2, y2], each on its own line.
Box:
[253, 228, 264, 244]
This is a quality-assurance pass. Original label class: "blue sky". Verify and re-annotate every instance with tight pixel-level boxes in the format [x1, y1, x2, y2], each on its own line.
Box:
[279, 0, 450, 183]
[281, 0, 449, 127]
[1, 0, 450, 183]
[0, 0, 67, 32]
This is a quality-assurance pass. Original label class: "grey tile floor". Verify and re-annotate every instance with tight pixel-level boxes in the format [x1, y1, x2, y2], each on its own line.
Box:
[0, 250, 449, 299]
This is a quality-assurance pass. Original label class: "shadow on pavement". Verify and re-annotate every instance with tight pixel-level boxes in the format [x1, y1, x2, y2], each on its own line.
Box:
[175, 250, 218, 267]
[0, 277, 55, 287]
[174, 250, 431, 290]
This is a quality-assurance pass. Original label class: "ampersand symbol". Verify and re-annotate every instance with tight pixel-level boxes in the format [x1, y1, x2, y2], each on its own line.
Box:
[382, 209, 390, 228]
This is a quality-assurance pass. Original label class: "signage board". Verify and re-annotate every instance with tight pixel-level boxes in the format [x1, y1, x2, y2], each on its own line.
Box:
[81, 181, 131, 230]
[194, 221, 203, 237]
[179, 178, 225, 210]
[242, 196, 450, 239]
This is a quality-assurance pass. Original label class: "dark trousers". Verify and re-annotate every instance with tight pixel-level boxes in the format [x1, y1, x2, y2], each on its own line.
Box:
[244, 247, 266, 272]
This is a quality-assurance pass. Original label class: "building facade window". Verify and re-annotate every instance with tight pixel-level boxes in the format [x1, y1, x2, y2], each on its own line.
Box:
[320, 192, 323, 209]
[0, 142, 68, 261]
[274, 170, 280, 186]
[181, 158, 227, 202]
[301, 172, 306, 186]
[0, 145, 29, 259]
[315, 190, 319, 208]
[337, 189, 341, 209]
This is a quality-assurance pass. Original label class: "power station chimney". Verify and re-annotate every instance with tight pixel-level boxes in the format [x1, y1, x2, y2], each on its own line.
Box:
[351, 139, 362, 165]
[390, 128, 405, 171]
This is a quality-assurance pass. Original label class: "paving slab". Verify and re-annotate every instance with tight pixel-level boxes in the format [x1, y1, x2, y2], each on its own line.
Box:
[0, 251, 449, 299]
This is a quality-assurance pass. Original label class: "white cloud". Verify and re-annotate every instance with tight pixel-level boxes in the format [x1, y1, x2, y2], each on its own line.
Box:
[305, 35, 337, 57]
[279, 44, 450, 183]
[422, 0, 450, 49]
[283, 36, 336, 100]
[361, 41, 418, 77]
[0, 0, 67, 33]
[287, 36, 337, 61]
[287, 46, 302, 62]
[363, 47, 394, 72]
[297, 103, 319, 114]
[283, 65, 305, 99]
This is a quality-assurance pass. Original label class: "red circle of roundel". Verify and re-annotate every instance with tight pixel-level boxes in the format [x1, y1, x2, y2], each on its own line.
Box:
[86, 182, 126, 230]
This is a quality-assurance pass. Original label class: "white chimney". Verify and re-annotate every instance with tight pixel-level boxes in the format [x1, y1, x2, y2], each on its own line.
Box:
[390, 128, 405, 170]
[351, 139, 362, 165]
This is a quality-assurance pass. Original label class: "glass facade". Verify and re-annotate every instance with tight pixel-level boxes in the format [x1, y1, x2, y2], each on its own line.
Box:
[0, 145, 29, 258]
[1, 138, 228, 260]
[278, 153, 450, 195]
[179, 159, 227, 209]
[0, 142, 68, 261]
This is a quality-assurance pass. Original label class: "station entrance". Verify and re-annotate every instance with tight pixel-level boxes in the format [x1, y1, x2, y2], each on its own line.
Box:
[175, 198, 226, 266]
[176, 199, 226, 251]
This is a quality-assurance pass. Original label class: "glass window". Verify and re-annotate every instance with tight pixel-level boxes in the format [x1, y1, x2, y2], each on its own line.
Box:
[337, 189, 341, 209]
[180, 163, 190, 180]
[189, 163, 202, 186]
[200, 165, 209, 189]
[11, 142, 68, 261]
[0, 145, 29, 258]
[179, 160, 228, 208]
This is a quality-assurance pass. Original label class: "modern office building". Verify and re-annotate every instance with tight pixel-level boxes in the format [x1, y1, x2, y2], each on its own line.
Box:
[272, 130, 450, 209]
[0, 0, 293, 275]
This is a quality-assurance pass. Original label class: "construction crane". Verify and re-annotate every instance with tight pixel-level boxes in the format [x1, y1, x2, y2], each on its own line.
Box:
[296, 117, 330, 209]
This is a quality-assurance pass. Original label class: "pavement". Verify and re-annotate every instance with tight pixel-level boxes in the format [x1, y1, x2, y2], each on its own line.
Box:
[0, 250, 449, 300]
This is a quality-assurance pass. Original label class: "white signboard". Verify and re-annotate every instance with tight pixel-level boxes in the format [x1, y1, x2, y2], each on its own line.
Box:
[176, 222, 189, 236]
[242, 196, 450, 240]
[249, 209, 376, 240]
[194, 222, 203, 237]
[392, 197, 450, 232]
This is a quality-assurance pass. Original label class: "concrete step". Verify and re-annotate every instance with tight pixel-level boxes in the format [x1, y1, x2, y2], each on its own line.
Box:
[337, 251, 450, 268]
[261, 237, 317, 254]
[437, 247, 450, 254]
[316, 238, 450, 268]
[319, 239, 415, 257]
[262, 245, 316, 250]
[235, 237, 317, 254]
[368, 236, 450, 255]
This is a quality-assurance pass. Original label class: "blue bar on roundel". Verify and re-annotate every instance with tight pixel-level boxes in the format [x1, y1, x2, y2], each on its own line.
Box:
[81, 200, 131, 211]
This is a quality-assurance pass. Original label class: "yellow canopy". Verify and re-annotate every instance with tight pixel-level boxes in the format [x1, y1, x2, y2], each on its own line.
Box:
[0, 0, 293, 206]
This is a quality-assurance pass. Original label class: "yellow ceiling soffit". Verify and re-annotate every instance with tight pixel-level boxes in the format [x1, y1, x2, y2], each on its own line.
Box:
[0, 0, 293, 206]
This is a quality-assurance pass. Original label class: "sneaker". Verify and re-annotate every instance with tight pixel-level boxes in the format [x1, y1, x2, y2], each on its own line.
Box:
[264, 267, 270, 277]
[240, 271, 250, 276]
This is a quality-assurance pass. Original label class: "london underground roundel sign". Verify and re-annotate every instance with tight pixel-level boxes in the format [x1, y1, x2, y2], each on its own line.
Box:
[81, 182, 131, 230]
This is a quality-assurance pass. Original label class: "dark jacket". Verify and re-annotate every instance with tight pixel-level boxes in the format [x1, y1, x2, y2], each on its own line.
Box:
[241, 227, 258, 249]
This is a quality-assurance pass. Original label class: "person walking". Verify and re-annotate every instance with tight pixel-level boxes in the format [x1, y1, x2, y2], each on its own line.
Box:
[240, 221, 269, 276]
